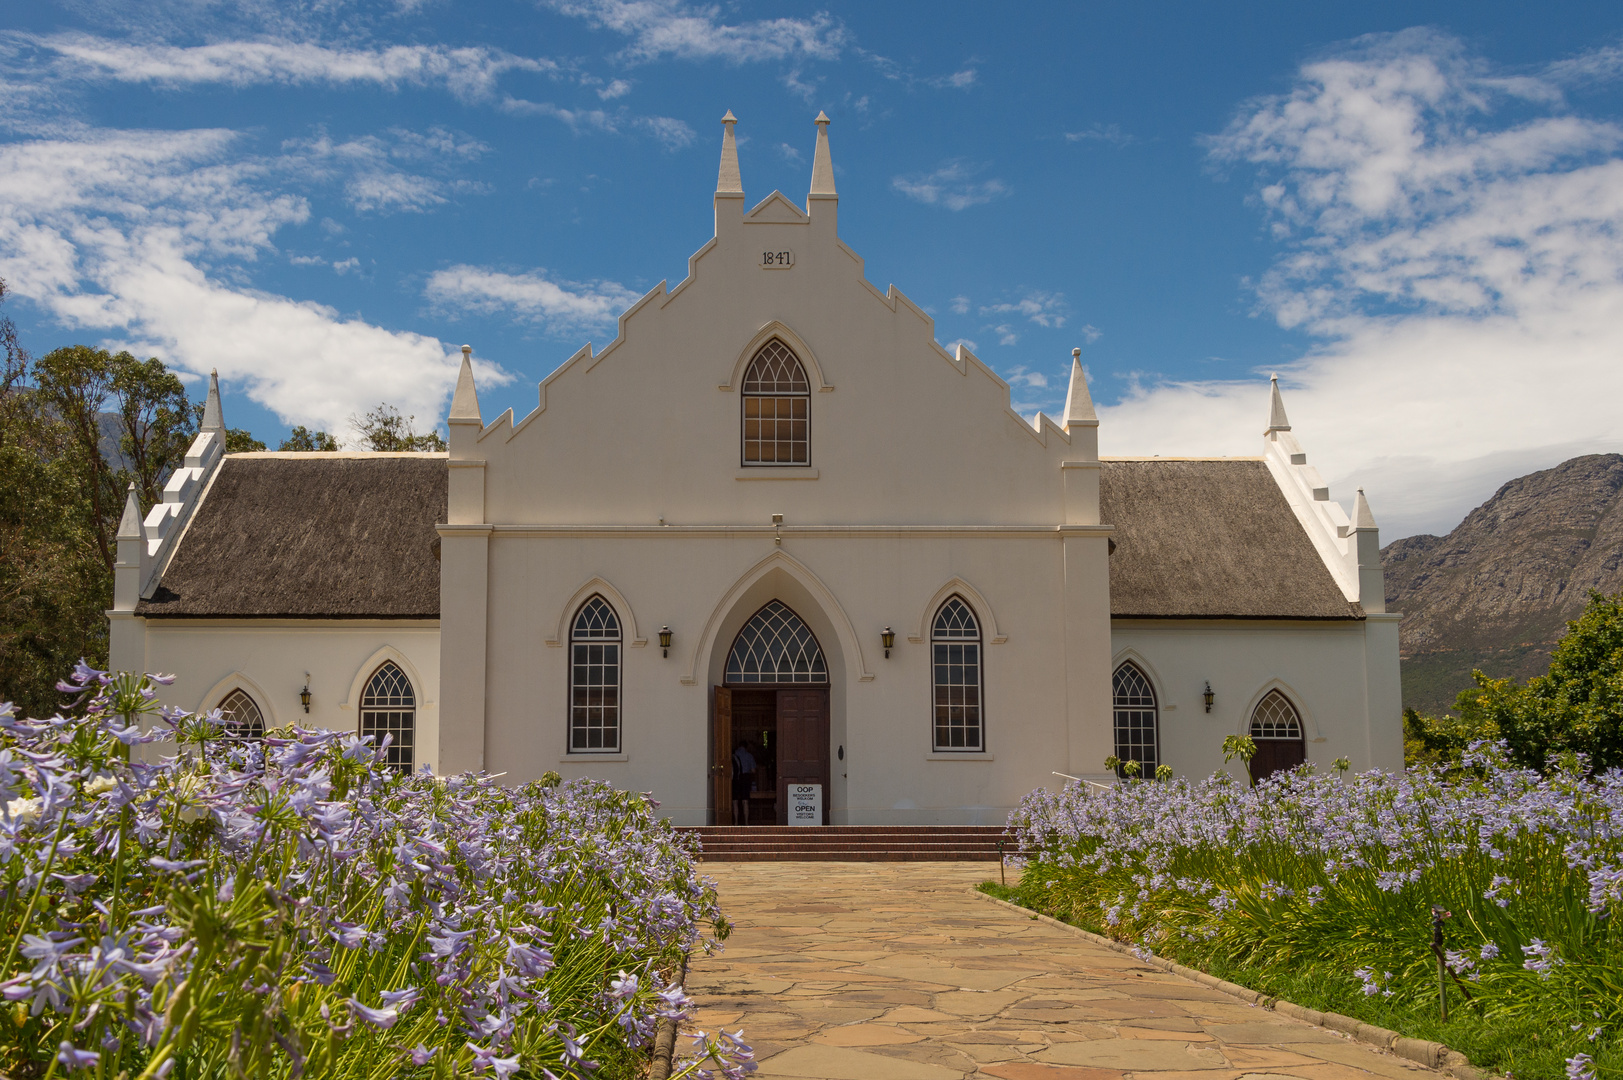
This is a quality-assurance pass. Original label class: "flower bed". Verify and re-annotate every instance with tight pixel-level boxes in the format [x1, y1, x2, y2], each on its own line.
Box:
[1005, 750, 1623, 1080]
[0, 666, 754, 1079]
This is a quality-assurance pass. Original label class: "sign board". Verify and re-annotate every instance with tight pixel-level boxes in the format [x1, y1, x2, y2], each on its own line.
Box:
[787, 783, 822, 826]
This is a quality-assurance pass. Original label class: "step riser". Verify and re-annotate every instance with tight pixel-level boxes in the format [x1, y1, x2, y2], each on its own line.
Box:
[697, 852, 1001, 862]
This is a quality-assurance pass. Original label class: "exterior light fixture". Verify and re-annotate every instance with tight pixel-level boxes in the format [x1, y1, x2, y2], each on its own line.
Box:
[1203, 681, 1215, 713]
[772, 512, 783, 547]
[659, 625, 673, 658]
[300, 673, 312, 714]
[881, 626, 895, 658]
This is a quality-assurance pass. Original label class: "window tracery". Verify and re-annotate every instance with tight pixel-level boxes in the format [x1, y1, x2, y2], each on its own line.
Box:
[1111, 663, 1158, 777]
[360, 662, 415, 773]
[570, 596, 622, 752]
[741, 339, 810, 465]
[932, 596, 982, 750]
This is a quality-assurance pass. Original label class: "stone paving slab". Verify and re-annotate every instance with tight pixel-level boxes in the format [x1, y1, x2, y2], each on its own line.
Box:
[684, 863, 1446, 1080]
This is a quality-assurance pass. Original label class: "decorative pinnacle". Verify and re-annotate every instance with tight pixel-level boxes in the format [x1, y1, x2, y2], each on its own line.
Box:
[450, 344, 481, 422]
[201, 368, 225, 434]
[1266, 373, 1291, 433]
[810, 111, 836, 196]
[1354, 487, 1378, 530]
[1063, 347, 1097, 428]
[717, 110, 743, 195]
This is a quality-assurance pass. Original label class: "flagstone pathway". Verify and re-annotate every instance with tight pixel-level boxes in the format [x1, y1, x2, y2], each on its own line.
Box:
[685, 862, 1447, 1080]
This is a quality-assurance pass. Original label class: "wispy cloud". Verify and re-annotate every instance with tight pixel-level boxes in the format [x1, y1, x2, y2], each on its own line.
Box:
[1105, 28, 1623, 536]
[288, 127, 490, 213]
[1065, 122, 1133, 146]
[892, 160, 1009, 210]
[12, 32, 557, 102]
[1004, 366, 1048, 388]
[928, 67, 977, 90]
[498, 97, 693, 147]
[981, 290, 1068, 329]
[544, 0, 847, 65]
[0, 124, 510, 439]
[426, 264, 640, 334]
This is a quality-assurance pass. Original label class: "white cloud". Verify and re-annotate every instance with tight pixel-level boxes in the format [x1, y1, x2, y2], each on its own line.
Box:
[0, 124, 508, 439]
[332, 257, 360, 274]
[1004, 366, 1047, 389]
[981, 290, 1068, 329]
[777, 142, 804, 164]
[1081, 323, 1101, 343]
[928, 67, 977, 90]
[498, 97, 693, 147]
[892, 160, 1009, 211]
[950, 295, 970, 314]
[545, 0, 847, 65]
[1065, 123, 1133, 146]
[991, 323, 1018, 346]
[426, 264, 640, 334]
[597, 77, 633, 100]
[15, 32, 557, 102]
[1101, 29, 1623, 538]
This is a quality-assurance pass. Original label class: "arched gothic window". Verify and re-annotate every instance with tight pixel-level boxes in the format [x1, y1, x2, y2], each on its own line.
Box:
[741, 339, 810, 466]
[932, 596, 983, 751]
[360, 662, 415, 774]
[726, 601, 827, 684]
[1248, 689, 1306, 783]
[217, 688, 265, 739]
[1111, 663, 1158, 778]
[570, 596, 622, 752]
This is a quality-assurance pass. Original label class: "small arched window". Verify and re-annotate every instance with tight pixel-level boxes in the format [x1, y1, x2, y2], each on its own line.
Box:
[217, 688, 265, 739]
[1111, 663, 1158, 778]
[931, 596, 983, 751]
[741, 339, 810, 466]
[570, 596, 622, 752]
[726, 600, 827, 684]
[360, 662, 415, 774]
[1248, 689, 1306, 783]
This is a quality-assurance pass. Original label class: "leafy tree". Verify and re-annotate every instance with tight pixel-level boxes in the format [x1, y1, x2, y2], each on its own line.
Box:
[0, 284, 110, 718]
[352, 403, 447, 452]
[1402, 707, 1493, 770]
[280, 425, 339, 451]
[31, 345, 121, 571]
[1454, 589, 1623, 772]
[225, 429, 266, 452]
[113, 355, 193, 509]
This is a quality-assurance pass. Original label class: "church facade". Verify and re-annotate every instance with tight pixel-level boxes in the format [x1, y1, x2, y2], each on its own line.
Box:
[109, 114, 1402, 826]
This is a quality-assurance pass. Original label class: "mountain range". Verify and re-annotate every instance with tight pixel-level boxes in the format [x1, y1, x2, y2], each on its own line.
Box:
[1381, 454, 1623, 716]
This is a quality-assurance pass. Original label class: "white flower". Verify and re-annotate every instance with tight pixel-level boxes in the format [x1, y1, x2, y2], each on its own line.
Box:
[5, 797, 41, 825]
[83, 774, 118, 798]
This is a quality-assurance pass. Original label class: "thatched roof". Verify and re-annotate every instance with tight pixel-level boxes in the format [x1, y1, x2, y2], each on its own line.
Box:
[138, 454, 446, 619]
[1101, 459, 1359, 620]
[141, 454, 1354, 622]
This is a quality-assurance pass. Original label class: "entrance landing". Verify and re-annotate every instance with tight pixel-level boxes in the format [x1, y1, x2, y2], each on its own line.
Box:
[686, 862, 1446, 1079]
[683, 825, 1005, 862]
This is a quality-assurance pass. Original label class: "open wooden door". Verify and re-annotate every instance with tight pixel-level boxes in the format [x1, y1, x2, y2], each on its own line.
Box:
[776, 689, 829, 825]
[711, 686, 732, 825]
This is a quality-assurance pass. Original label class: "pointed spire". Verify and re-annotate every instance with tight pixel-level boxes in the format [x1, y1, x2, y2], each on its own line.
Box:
[716, 110, 743, 195]
[1354, 487, 1377, 530]
[117, 482, 142, 541]
[1063, 348, 1097, 428]
[809, 111, 836, 196]
[450, 344, 481, 422]
[1266, 373, 1291, 433]
[200, 368, 224, 434]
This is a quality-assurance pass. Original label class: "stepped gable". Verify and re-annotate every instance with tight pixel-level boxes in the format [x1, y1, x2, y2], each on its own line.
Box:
[137, 454, 446, 619]
[1382, 453, 1623, 713]
[1100, 458, 1360, 620]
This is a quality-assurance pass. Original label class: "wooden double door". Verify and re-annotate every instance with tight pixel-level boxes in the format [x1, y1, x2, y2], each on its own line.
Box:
[712, 686, 829, 825]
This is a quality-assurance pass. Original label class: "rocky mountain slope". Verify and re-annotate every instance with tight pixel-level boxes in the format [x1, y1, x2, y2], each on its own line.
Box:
[1382, 454, 1623, 715]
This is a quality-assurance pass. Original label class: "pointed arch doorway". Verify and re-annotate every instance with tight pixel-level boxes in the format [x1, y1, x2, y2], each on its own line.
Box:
[712, 600, 830, 825]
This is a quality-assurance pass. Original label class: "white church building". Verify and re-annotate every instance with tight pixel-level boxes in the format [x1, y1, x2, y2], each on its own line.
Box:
[109, 113, 1402, 826]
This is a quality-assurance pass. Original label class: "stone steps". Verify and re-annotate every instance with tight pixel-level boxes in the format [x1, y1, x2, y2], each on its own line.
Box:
[679, 825, 1011, 862]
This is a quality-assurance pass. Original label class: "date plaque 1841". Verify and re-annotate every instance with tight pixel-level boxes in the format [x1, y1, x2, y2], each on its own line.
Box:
[761, 250, 794, 269]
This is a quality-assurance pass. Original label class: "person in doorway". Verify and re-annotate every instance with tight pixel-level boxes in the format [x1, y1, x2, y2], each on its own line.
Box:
[732, 739, 757, 826]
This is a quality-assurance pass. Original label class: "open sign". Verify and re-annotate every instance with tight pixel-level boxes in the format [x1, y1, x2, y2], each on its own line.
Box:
[787, 783, 822, 826]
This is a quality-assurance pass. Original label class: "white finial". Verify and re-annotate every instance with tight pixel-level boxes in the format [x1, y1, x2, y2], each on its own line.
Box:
[201, 368, 224, 434]
[450, 344, 481, 422]
[810, 111, 836, 197]
[717, 110, 743, 195]
[1063, 347, 1097, 428]
[1266, 373, 1291, 433]
[1354, 487, 1377, 530]
[117, 481, 143, 541]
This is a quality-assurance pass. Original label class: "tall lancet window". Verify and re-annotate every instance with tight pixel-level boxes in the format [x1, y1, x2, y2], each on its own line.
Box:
[360, 662, 415, 774]
[741, 339, 810, 466]
[1111, 663, 1158, 778]
[932, 596, 983, 751]
[1248, 689, 1306, 784]
[570, 596, 622, 752]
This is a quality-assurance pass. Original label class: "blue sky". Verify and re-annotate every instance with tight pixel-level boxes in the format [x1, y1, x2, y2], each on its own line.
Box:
[4, 2, 1623, 537]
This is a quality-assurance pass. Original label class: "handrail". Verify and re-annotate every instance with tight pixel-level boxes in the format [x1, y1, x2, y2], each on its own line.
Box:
[1052, 770, 1115, 793]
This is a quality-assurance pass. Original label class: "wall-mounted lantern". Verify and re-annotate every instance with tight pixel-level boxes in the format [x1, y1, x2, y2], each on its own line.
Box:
[659, 625, 673, 658]
[300, 673, 312, 714]
[772, 513, 783, 547]
[1203, 681, 1215, 713]
[881, 626, 896, 659]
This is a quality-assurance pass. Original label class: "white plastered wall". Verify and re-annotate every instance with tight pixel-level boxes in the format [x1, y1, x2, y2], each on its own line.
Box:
[1109, 617, 1404, 780]
[125, 621, 440, 770]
